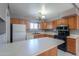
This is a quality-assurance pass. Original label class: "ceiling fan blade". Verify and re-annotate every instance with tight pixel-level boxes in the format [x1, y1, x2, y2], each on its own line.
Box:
[72, 3, 79, 11]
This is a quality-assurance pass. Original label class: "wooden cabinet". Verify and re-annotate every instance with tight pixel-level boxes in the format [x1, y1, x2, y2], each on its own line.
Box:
[68, 16, 77, 30]
[47, 22, 52, 29]
[10, 18, 27, 24]
[57, 18, 68, 26]
[48, 47, 57, 56]
[51, 18, 68, 29]
[10, 18, 30, 29]
[34, 34, 53, 38]
[20, 19, 27, 24]
[67, 38, 76, 54]
[40, 21, 48, 29]
[34, 34, 45, 38]
[10, 18, 21, 24]
[38, 50, 49, 56]
[76, 16, 79, 29]
[51, 15, 77, 30]
[38, 47, 57, 56]
[39, 15, 77, 30]
[52, 20, 57, 29]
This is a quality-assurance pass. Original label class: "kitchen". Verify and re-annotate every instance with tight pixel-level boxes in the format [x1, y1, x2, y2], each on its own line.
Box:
[0, 3, 79, 56]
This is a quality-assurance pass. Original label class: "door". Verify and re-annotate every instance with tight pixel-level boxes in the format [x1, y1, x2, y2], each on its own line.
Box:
[12, 24, 26, 42]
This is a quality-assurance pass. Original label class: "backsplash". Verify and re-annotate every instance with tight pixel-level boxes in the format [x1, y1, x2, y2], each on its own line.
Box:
[70, 30, 79, 35]
[27, 29, 58, 34]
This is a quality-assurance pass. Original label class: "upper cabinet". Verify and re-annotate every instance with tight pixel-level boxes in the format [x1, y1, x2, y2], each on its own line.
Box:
[77, 16, 79, 29]
[51, 18, 68, 29]
[51, 15, 77, 30]
[68, 15, 77, 30]
[57, 18, 68, 26]
[10, 18, 30, 29]
[10, 18, 21, 24]
[51, 20, 57, 29]
[10, 18, 28, 24]
[40, 20, 48, 29]
[11, 15, 78, 30]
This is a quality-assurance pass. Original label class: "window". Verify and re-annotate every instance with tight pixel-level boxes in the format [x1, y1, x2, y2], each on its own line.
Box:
[30, 23, 39, 29]
[30, 23, 34, 29]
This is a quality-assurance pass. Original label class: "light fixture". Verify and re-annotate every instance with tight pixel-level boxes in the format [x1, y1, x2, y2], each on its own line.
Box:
[38, 4, 47, 20]
[41, 15, 46, 19]
[40, 5, 47, 15]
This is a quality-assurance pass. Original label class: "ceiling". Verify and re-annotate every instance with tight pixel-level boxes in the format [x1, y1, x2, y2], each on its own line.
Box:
[9, 3, 77, 22]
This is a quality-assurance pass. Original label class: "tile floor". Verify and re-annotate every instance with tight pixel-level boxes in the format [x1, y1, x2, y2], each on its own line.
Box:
[58, 49, 75, 56]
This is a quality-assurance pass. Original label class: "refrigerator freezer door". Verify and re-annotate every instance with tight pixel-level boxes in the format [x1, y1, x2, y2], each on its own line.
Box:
[13, 24, 26, 42]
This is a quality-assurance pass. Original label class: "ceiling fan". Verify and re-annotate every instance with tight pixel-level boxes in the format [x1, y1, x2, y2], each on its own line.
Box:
[24, 4, 47, 22]
[72, 3, 79, 11]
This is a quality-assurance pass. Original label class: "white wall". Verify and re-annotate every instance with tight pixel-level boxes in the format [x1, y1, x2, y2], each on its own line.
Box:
[0, 4, 8, 20]
[0, 3, 9, 44]
[6, 9, 10, 43]
[50, 8, 76, 21]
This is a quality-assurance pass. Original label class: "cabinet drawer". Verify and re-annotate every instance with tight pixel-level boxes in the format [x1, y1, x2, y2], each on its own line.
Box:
[67, 38, 76, 54]
[38, 51, 49, 56]
[38, 47, 57, 56]
[48, 47, 57, 56]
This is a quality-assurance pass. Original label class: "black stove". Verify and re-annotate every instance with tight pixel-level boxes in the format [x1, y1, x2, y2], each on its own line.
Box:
[54, 25, 70, 52]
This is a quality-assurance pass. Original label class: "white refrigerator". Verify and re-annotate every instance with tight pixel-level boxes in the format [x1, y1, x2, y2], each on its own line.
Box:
[11, 24, 27, 42]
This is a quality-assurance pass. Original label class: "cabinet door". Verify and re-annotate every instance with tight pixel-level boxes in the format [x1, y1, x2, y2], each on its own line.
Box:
[47, 35, 54, 38]
[52, 18, 69, 29]
[77, 16, 79, 29]
[43, 22, 48, 29]
[40, 22, 43, 29]
[38, 51, 49, 56]
[56, 19, 62, 26]
[40, 21, 48, 29]
[10, 18, 20, 24]
[48, 22, 52, 29]
[68, 16, 77, 30]
[67, 38, 76, 54]
[61, 18, 68, 25]
[34, 34, 54, 38]
[56, 18, 68, 26]
[38, 47, 57, 56]
[19, 20, 25, 24]
[52, 20, 57, 29]
[48, 47, 57, 56]
[11, 18, 28, 24]
[34, 34, 45, 38]
[11, 18, 26, 24]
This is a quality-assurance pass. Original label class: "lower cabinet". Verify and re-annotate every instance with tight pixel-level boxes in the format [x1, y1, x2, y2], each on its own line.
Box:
[34, 34, 53, 38]
[34, 34, 45, 38]
[38, 47, 57, 56]
[67, 38, 76, 54]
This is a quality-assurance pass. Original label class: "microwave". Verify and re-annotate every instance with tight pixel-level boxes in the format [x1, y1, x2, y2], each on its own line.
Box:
[56, 25, 69, 31]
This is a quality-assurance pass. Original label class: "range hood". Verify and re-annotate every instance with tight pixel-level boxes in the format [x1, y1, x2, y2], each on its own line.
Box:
[0, 18, 6, 35]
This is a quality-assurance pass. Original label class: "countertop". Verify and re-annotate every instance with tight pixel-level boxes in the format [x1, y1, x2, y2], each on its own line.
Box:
[67, 34, 79, 39]
[67, 34, 79, 56]
[26, 32, 57, 39]
[27, 31, 57, 35]
[27, 31, 79, 40]
[0, 37, 64, 56]
[36, 32, 57, 35]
